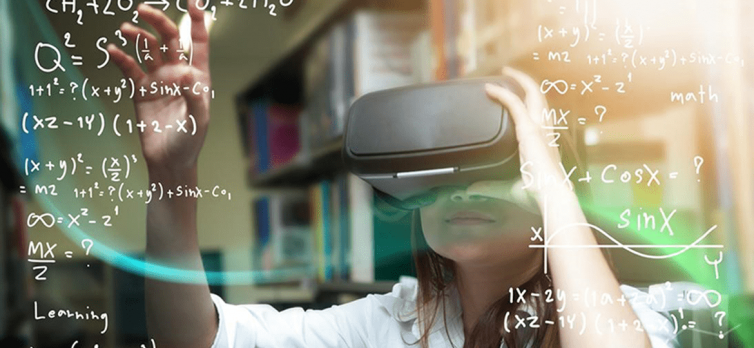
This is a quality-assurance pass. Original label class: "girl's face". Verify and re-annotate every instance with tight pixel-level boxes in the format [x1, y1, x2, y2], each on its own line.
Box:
[419, 183, 543, 265]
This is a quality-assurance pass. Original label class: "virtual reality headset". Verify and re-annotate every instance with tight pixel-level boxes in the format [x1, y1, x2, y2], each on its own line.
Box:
[342, 77, 526, 210]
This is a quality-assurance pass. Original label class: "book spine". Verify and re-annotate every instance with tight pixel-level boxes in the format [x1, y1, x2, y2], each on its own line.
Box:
[268, 104, 301, 168]
[344, 17, 357, 114]
[330, 23, 348, 137]
[309, 183, 324, 282]
[321, 180, 332, 281]
[353, 10, 424, 96]
[247, 102, 257, 175]
[338, 174, 351, 280]
[348, 174, 374, 283]
[253, 197, 271, 272]
[443, 0, 459, 79]
[330, 176, 341, 281]
[252, 100, 270, 174]
[429, 0, 448, 80]
[457, 0, 477, 75]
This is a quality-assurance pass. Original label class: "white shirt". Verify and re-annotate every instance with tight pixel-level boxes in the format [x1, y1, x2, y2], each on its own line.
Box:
[210, 276, 678, 348]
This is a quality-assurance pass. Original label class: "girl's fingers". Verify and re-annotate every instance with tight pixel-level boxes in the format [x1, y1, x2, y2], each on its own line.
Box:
[106, 43, 146, 82]
[179, 68, 209, 123]
[485, 83, 564, 188]
[502, 67, 549, 127]
[119, 22, 163, 72]
[501, 67, 561, 161]
[137, 3, 182, 63]
[188, 0, 211, 72]
[485, 83, 541, 141]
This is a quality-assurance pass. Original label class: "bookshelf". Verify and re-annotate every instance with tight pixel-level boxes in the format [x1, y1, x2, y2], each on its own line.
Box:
[236, 0, 427, 104]
[235, 0, 427, 303]
[251, 279, 396, 304]
[247, 136, 344, 187]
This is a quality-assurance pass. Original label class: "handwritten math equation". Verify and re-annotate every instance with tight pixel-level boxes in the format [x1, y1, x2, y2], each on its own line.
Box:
[43, 0, 294, 25]
[22, 111, 202, 136]
[507, 282, 734, 340]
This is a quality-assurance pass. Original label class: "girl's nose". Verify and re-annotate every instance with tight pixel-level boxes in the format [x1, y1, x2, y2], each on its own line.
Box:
[450, 189, 489, 203]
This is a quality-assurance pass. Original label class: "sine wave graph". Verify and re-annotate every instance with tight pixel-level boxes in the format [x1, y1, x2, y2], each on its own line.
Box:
[529, 195, 722, 274]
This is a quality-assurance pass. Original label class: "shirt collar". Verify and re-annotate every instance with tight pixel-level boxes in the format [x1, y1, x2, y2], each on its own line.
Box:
[376, 276, 539, 347]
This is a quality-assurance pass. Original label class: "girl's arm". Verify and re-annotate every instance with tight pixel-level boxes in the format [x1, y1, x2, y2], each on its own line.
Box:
[484, 68, 654, 348]
[108, 2, 217, 347]
[143, 166, 217, 348]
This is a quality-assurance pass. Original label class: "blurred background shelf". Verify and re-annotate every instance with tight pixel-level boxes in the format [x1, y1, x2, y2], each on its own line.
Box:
[247, 137, 344, 188]
[236, 0, 427, 103]
[253, 279, 396, 305]
[315, 280, 395, 295]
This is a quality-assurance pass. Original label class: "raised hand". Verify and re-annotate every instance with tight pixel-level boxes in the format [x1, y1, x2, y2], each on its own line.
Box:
[468, 67, 566, 207]
[107, 0, 211, 177]
[482, 68, 653, 348]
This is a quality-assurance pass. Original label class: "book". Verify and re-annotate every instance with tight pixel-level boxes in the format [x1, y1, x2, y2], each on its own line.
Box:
[246, 104, 258, 176]
[456, 0, 478, 75]
[247, 99, 302, 176]
[324, 173, 353, 282]
[306, 175, 355, 283]
[298, 10, 424, 154]
[252, 196, 272, 271]
[309, 180, 333, 282]
[443, 0, 460, 79]
[329, 174, 342, 281]
[336, 173, 351, 281]
[252, 192, 313, 278]
[267, 103, 301, 169]
[352, 10, 425, 96]
[329, 22, 351, 136]
[251, 99, 271, 174]
[271, 193, 312, 268]
[321, 180, 332, 281]
[309, 183, 322, 281]
[429, 0, 449, 80]
[411, 30, 434, 84]
[303, 32, 332, 150]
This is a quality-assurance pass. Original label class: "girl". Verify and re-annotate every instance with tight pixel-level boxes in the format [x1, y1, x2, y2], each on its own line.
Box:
[107, 2, 676, 347]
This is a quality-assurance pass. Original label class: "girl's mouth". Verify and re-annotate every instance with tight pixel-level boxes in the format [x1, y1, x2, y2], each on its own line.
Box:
[445, 211, 496, 225]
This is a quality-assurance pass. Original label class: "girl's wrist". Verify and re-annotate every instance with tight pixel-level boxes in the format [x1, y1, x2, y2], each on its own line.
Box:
[147, 164, 198, 186]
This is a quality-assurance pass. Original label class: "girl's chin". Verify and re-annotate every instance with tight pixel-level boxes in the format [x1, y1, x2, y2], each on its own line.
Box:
[439, 245, 541, 267]
[435, 237, 504, 258]
[444, 218, 497, 226]
[429, 232, 538, 263]
[443, 224, 512, 240]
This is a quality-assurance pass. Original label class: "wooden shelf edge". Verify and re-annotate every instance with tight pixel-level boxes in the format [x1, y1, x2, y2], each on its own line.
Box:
[249, 136, 344, 188]
[253, 279, 397, 295]
[316, 280, 396, 294]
